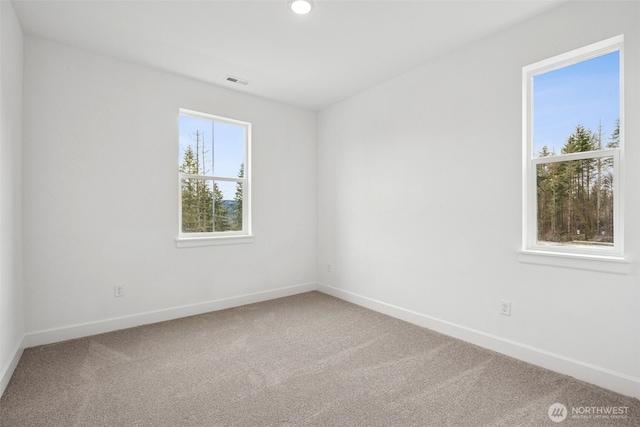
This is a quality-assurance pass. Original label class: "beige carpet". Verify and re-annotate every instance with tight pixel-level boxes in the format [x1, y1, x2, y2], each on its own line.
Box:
[1, 291, 638, 426]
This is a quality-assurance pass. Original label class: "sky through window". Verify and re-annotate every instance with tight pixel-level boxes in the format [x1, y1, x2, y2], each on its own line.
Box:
[533, 51, 619, 156]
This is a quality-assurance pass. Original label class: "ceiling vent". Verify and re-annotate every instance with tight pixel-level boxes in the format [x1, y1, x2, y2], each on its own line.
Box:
[226, 75, 250, 86]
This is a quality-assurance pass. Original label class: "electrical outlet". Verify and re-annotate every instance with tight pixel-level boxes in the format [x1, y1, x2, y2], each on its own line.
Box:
[114, 285, 124, 298]
[500, 300, 511, 316]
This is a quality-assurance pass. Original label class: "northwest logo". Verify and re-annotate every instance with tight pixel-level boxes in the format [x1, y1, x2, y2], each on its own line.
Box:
[548, 403, 568, 423]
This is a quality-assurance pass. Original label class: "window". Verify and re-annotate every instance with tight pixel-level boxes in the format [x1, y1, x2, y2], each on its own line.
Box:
[522, 36, 624, 262]
[177, 109, 251, 246]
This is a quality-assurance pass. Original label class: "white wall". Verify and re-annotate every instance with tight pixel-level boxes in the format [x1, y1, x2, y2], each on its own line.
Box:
[317, 1, 640, 397]
[22, 37, 317, 341]
[0, 0, 25, 395]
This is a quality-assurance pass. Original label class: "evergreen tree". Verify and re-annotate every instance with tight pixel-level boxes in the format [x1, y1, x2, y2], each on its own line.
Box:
[599, 120, 619, 241]
[215, 183, 232, 231]
[231, 163, 244, 231]
[536, 122, 617, 245]
[180, 132, 214, 232]
[563, 126, 596, 239]
[179, 129, 247, 233]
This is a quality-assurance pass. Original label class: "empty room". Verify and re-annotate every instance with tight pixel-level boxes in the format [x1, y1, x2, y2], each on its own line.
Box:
[1, 0, 639, 425]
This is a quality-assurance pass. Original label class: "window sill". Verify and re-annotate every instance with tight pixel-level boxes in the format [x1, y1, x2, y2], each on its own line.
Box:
[176, 235, 254, 248]
[517, 249, 631, 275]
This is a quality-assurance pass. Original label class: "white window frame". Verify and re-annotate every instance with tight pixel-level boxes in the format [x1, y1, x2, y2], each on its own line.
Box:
[519, 35, 629, 273]
[176, 108, 252, 248]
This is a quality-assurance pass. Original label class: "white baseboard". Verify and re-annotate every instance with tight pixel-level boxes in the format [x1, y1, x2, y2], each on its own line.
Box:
[16, 282, 640, 400]
[1, 337, 24, 398]
[317, 283, 640, 399]
[24, 282, 318, 348]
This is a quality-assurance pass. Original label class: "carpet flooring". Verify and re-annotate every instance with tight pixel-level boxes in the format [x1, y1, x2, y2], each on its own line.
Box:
[1, 291, 639, 426]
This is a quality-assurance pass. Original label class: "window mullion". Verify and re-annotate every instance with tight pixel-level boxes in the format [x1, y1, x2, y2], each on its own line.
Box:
[532, 149, 619, 165]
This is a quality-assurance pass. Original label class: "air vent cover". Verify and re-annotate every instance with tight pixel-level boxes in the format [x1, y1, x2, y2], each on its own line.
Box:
[226, 75, 250, 86]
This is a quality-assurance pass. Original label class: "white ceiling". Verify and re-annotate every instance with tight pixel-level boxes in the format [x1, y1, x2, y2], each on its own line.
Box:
[12, 0, 567, 111]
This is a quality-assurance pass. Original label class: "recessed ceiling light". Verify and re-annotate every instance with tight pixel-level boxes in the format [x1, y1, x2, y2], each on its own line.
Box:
[289, 0, 314, 15]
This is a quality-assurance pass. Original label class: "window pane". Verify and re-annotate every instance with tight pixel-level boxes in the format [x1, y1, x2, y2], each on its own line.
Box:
[213, 122, 245, 179]
[181, 178, 214, 233]
[215, 180, 243, 232]
[536, 157, 614, 247]
[533, 51, 619, 158]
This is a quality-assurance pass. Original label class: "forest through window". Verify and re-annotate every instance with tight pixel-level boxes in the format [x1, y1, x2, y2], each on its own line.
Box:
[178, 110, 249, 236]
[525, 37, 622, 255]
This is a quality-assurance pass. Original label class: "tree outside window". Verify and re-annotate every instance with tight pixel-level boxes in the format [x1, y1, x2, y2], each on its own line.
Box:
[523, 36, 623, 256]
[178, 110, 250, 238]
